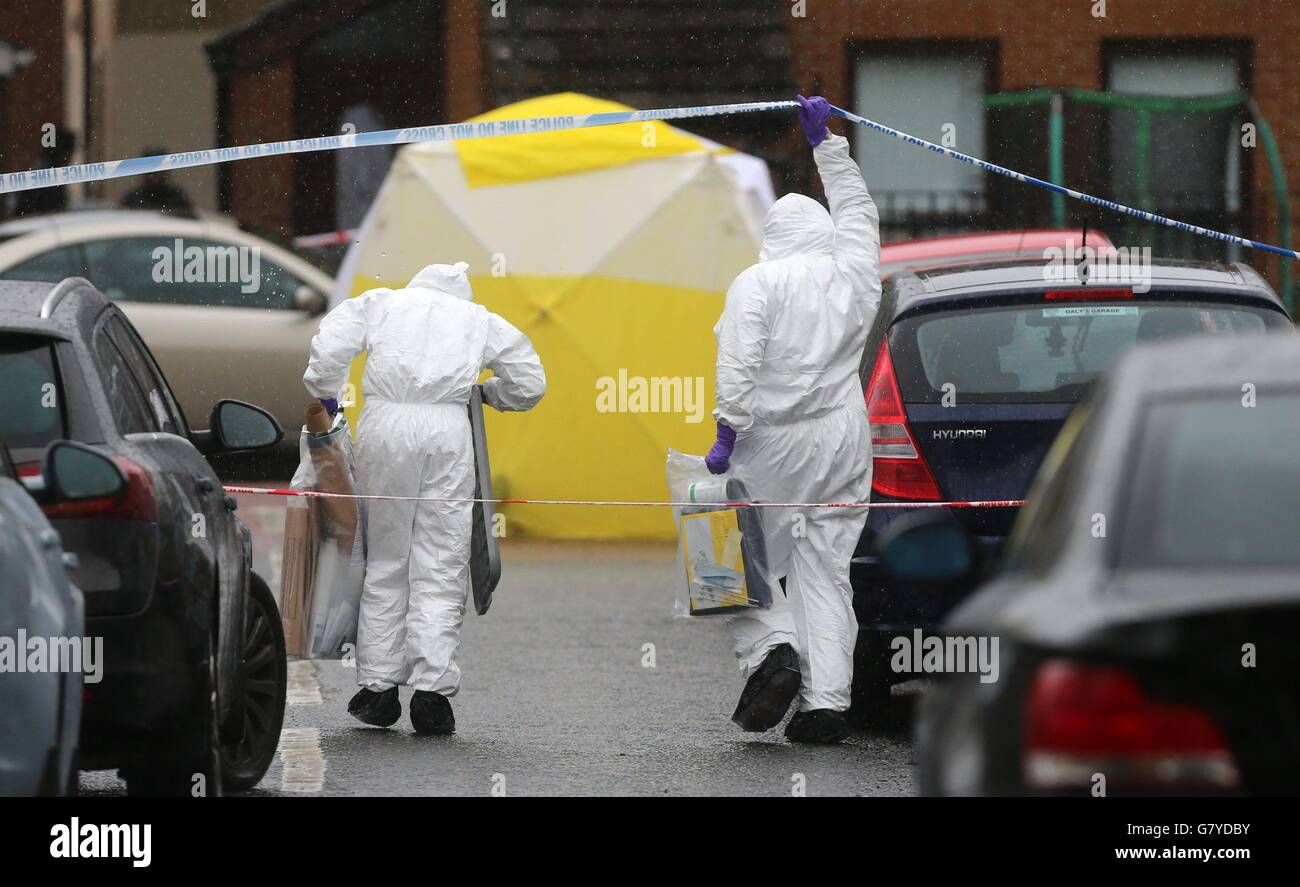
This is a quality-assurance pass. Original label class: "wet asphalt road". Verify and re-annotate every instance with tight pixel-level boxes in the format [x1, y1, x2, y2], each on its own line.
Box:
[81, 499, 918, 797]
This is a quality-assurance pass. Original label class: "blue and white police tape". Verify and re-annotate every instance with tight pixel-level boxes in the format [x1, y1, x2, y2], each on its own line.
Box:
[2, 96, 1294, 262]
[0, 100, 797, 195]
[829, 103, 1300, 261]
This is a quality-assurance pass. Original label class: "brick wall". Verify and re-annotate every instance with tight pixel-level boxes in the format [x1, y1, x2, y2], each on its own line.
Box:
[0, 0, 65, 208]
[784, 0, 1300, 287]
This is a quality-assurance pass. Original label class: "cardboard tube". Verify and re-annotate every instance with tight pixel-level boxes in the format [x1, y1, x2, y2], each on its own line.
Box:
[305, 402, 332, 435]
[279, 500, 312, 658]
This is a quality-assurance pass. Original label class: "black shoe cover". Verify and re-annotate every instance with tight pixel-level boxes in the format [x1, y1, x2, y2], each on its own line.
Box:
[732, 643, 801, 732]
[410, 690, 456, 735]
[348, 687, 401, 727]
[785, 709, 850, 744]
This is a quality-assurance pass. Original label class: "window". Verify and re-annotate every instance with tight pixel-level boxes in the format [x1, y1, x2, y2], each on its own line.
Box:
[104, 315, 186, 436]
[0, 245, 85, 284]
[1000, 399, 1099, 577]
[1106, 44, 1246, 216]
[0, 335, 67, 448]
[890, 298, 1280, 404]
[851, 43, 991, 224]
[1121, 392, 1300, 569]
[92, 324, 157, 435]
[80, 236, 303, 309]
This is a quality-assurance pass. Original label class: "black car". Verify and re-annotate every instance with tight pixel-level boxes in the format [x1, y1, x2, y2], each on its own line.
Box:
[849, 257, 1293, 723]
[0, 276, 288, 795]
[896, 334, 1300, 795]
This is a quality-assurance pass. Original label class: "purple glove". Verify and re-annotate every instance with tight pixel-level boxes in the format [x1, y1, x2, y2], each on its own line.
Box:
[705, 423, 737, 475]
[796, 94, 832, 147]
[319, 397, 339, 417]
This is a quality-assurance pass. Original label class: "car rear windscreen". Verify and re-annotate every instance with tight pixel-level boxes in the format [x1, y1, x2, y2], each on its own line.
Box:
[890, 298, 1283, 403]
[1122, 392, 1300, 568]
[0, 335, 67, 448]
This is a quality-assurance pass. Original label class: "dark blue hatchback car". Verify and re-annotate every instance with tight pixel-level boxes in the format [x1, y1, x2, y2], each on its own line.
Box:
[848, 257, 1293, 722]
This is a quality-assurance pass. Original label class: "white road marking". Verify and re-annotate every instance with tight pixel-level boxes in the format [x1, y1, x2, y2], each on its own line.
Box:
[278, 727, 325, 793]
[279, 659, 325, 792]
[288, 658, 323, 704]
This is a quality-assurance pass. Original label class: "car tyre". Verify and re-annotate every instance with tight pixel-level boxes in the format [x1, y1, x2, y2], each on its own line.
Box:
[219, 572, 287, 791]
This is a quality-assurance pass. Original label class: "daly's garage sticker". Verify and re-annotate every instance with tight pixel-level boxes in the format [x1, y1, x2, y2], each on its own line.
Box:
[1042, 305, 1140, 318]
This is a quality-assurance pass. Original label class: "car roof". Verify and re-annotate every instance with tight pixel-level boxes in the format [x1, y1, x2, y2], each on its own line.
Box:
[885, 256, 1285, 318]
[0, 277, 108, 338]
[880, 228, 1114, 265]
[0, 210, 335, 292]
[0, 207, 235, 239]
[1106, 330, 1300, 398]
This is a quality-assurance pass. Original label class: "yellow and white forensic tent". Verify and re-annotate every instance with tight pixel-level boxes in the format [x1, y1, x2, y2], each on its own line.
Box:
[334, 93, 774, 539]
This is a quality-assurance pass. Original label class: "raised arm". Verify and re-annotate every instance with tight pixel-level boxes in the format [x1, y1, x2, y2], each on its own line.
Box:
[798, 95, 882, 311]
[815, 133, 882, 309]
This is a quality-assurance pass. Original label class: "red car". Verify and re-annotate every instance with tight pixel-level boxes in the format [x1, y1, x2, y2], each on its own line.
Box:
[878, 228, 1116, 280]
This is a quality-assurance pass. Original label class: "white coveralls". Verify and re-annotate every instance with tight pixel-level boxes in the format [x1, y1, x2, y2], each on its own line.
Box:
[303, 263, 546, 694]
[714, 134, 882, 713]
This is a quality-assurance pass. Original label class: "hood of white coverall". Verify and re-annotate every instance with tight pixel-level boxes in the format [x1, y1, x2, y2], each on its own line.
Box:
[759, 193, 835, 261]
[407, 261, 473, 300]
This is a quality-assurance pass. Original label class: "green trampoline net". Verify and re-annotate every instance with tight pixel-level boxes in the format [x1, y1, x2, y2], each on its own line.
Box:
[982, 89, 1293, 311]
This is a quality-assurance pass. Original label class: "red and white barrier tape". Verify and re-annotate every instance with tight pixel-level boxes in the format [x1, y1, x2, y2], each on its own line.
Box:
[224, 484, 1021, 509]
[292, 229, 359, 250]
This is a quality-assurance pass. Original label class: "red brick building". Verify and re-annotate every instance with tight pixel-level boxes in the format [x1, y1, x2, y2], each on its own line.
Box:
[206, 0, 792, 239]
[6, 2, 1291, 293]
[785, 0, 1300, 294]
[206, 0, 488, 239]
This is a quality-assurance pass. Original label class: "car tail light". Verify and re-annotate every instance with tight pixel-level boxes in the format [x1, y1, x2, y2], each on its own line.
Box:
[42, 457, 157, 522]
[15, 461, 40, 478]
[1043, 287, 1133, 300]
[864, 343, 941, 500]
[1023, 660, 1240, 793]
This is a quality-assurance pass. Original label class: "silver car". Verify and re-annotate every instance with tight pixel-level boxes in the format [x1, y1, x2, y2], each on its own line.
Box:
[0, 440, 125, 796]
[0, 210, 335, 451]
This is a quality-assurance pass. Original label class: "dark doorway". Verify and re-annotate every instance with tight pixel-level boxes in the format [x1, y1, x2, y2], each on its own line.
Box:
[294, 0, 441, 236]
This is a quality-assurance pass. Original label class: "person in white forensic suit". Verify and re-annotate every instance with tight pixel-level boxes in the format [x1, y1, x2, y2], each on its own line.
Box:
[303, 262, 545, 734]
[704, 96, 882, 744]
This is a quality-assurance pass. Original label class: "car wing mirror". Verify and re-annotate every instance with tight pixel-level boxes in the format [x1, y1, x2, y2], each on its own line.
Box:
[40, 440, 127, 503]
[294, 285, 328, 316]
[192, 399, 284, 454]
